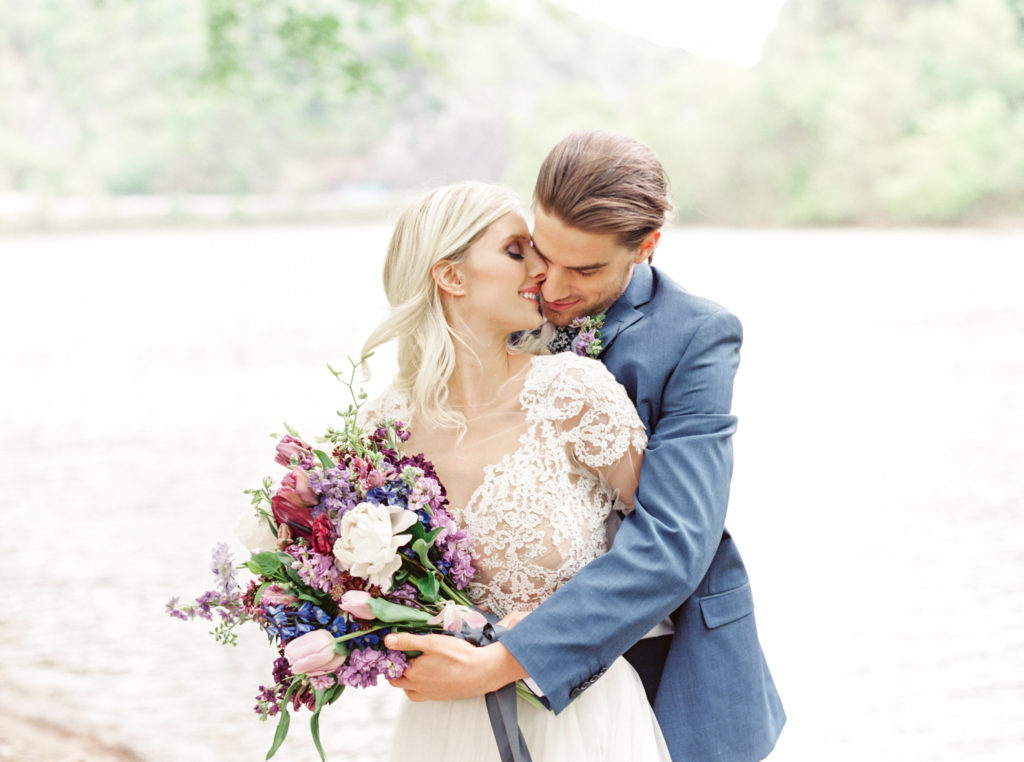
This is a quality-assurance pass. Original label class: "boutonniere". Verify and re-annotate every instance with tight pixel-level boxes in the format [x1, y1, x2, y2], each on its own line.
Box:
[570, 314, 605, 358]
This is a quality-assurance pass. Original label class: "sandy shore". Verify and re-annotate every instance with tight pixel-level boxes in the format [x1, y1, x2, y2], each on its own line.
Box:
[0, 713, 143, 762]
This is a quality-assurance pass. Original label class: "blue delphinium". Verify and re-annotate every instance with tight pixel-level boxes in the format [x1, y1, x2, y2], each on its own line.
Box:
[262, 602, 334, 641]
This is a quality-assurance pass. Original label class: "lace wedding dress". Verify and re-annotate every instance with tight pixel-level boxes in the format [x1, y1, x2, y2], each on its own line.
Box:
[373, 352, 671, 762]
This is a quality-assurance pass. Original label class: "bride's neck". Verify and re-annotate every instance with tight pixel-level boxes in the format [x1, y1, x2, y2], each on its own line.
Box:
[446, 336, 529, 413]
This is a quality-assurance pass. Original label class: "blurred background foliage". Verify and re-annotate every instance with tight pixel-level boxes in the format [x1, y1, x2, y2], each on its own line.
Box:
[1, 0, 1021, 225]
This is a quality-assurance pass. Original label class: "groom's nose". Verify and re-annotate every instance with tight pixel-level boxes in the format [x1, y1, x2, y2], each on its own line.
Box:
[540, 264, 569, 300]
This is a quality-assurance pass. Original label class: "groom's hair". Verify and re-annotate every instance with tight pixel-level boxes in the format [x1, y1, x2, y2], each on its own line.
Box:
[534, 130, 672, 250]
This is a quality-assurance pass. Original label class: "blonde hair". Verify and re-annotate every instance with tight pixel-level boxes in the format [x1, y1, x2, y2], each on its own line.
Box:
[362, 182, 534, 430]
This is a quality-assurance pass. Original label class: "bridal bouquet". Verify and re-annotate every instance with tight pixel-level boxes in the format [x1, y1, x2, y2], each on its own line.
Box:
[167, 359, 484, 760]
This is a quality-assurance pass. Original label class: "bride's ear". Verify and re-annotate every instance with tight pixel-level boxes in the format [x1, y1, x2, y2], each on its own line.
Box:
[432, 259, 465, 296]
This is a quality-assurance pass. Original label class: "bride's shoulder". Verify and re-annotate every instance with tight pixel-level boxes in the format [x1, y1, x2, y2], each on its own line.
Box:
[524, 352, 618, 397]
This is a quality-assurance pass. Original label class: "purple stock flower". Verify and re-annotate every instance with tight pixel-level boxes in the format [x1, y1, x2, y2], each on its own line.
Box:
[253, 657, 292, 719]
[308, 466, 358, 519]
[309, 673, 337, 690]
[448, 551, 475, 589]
[253, 683, 281, 718]
[337, 648, 409, 688]
[428, 507, 475, 588]
[572, 329, 597, 355]
[386, 582, 420, 605]
[398, 454, 447, 500]
[570, 314, 605, 358]
[380, 649, 409, 679]
[272, 656, 293, 684]
[288, 545, 340, 593]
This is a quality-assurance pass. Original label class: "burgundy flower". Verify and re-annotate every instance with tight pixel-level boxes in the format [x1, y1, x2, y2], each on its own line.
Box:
[311, 513, 336, 554]
[271, 494, 313, 540]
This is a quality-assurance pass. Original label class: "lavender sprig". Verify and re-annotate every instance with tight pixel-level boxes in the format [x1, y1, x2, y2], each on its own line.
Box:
[570, 314, 605, 358]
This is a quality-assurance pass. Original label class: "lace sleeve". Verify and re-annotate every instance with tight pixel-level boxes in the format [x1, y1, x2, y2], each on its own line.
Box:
[524, 354, 647, 470]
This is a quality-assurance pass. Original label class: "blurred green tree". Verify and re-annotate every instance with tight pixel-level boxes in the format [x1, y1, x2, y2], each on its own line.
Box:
[202, 0, 488, 96]
[1, 0, 1021, 225]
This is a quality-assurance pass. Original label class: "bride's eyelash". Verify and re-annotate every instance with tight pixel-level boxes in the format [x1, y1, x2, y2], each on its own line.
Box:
[505, 242, 524, 260]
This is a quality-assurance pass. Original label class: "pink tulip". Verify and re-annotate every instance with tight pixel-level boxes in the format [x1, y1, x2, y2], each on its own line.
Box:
[427, 601, 488, 633]
[280, 468, 318, 507]
[275, 435, 312, 467]
[284, 630, 346, 676]
[259, 584, 297, 607]
[339, 590, 375, 620]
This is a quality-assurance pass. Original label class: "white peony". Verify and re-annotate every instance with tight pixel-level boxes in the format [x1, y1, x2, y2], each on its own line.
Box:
[332, 502, 419, 590]
[235, 511, 279, 552]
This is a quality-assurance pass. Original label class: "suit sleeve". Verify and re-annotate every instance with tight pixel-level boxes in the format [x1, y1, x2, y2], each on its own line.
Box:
[499, 309, 742, 713]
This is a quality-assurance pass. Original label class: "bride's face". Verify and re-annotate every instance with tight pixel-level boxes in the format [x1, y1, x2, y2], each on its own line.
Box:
[453, 211, 545, 335]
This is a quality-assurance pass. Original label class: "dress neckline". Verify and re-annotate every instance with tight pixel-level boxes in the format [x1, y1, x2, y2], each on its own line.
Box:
[393, 355, 554, 517]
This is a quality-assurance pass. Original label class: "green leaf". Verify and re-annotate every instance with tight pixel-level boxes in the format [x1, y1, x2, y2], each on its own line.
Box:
[280, 562, 311, 589]
[516, 681, 548, 711]
[326, 684, 346, 705]
[265, 707, 290, 759]
[266, 675, 304, 758]
[310, 690, 328, 762]
[253, 581, 273, 605]
[411, 538, 434, 568]
[409, 521, 426, 542]
[366, 597, 434, 624]
[409, 523, 443, 547]
[332, 638, 350, 658]
[247, 551, 289, 578]
[412, 571, 440, 602]
[310, 712, 325, 762]
[313, 449, 335, 470]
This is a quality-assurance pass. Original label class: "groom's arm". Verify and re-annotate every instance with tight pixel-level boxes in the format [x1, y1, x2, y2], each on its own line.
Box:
[388, 309, 741, 710]
[499, 309, 741, 711]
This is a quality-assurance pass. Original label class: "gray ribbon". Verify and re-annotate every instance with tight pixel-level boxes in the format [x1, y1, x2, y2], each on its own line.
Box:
[452, 617, 533, 762]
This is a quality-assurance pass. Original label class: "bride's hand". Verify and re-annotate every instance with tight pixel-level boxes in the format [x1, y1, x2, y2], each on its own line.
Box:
[384, 633, 528, 701]
[497, 610, 530, 629]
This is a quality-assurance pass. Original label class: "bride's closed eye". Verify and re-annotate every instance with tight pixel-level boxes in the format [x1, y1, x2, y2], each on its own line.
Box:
[505, 241, 524, 260]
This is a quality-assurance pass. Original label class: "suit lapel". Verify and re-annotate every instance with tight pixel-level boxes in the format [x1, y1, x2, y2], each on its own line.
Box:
[599, 263, 653, 355]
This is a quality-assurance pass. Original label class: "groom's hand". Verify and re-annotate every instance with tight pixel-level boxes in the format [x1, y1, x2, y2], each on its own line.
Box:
[384, 633, 529, 701]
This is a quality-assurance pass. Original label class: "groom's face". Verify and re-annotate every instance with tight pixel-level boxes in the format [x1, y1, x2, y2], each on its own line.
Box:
[531, 205, 653, 326]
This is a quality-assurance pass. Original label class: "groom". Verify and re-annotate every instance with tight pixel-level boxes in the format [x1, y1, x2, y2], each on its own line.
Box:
[387, 130, 786, 760]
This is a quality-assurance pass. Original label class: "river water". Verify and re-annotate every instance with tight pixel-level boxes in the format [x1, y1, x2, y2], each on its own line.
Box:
[0, 225, 1021, 761]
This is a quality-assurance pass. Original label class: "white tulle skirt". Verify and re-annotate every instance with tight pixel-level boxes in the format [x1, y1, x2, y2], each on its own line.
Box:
[387, 657, 670, 762]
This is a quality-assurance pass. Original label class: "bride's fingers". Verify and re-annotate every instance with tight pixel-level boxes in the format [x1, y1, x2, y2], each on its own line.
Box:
[387, 678, 421, 700]
[384, 632, 427, 652]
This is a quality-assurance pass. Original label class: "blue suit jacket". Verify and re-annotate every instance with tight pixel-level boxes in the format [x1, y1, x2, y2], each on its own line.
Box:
[501, 264, 785, 760]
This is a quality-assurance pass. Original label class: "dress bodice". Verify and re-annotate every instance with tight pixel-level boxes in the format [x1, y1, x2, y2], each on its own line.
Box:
[366, 353, 647, 617]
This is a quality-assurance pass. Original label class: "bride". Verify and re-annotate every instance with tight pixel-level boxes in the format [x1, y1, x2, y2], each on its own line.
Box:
[360, 182, 670, 761]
